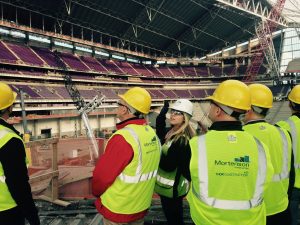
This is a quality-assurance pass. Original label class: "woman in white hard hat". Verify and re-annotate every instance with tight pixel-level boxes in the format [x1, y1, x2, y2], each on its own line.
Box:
[155, 99, 195, 225]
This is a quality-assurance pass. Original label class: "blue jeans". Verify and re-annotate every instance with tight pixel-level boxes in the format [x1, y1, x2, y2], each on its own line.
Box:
[290, 188, 300, 225]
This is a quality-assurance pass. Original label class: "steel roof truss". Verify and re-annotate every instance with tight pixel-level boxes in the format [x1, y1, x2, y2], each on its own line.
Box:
[131, 0, 226, 42]
[0, 0, 173, 56]
[215, 0, 288, 27]
[132, 25, 138, 38]
[64, 0, 72, 16]
[73, 0, 205, 52]
[146, 7, 152, 22]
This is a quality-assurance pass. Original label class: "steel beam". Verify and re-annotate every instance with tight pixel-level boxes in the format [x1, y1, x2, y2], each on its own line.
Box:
[215, 0, 288, 27]
[0, 0, 171, 57]
[130, 0, 228, 43]
[72, 0, 206, 52]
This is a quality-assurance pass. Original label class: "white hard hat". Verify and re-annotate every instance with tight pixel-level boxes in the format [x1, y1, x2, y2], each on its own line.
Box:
[169, 99, 193, 116]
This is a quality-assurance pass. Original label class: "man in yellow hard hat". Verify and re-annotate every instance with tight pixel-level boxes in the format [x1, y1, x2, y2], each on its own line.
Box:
[92, 87, 161, 225]
[187, 79, 274, 225]
[276, 84, 300, 225]
[0, 82, 40, 225]
[243, 83, 292, 225]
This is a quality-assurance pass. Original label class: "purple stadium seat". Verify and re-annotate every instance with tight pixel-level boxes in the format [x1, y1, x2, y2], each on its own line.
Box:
[195, 67, 209, 77]
[97, 59, 124, 74]
[190, 89, 206, 98]
[133, 64, 154, 77]
[182, 67, 197, 77]
[31, 46, 61, 68]
[173, 90, 192, 98]
[54, 87, 71, 99]
[80, 56, 108, 73]
[7, 42, 44, 66]
[0, 41, 18, 63]
[35, 86, 62, 99]
[114, 61, 139, 75]
[14, 84, 42, 98]
[58, 52, 90, 71]
[157, 66, 174, 77]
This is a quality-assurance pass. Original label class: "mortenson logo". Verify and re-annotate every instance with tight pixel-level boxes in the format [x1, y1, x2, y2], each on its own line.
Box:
[215, 155, 250, 168]
[144, 136, 157, 147]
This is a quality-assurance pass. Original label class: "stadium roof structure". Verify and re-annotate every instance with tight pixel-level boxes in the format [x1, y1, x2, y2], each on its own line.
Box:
[0, 0, 292, 58]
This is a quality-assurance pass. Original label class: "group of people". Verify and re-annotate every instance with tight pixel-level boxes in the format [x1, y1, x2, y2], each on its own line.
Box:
[0, 80, 300, 225]
[92, 80, 300, 225]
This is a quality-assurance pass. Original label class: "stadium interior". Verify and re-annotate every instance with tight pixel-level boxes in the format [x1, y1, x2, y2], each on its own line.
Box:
[0, 0, 299, 224]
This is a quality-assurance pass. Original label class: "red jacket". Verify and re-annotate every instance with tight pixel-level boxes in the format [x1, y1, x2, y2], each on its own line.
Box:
[92, 117, 148, 223]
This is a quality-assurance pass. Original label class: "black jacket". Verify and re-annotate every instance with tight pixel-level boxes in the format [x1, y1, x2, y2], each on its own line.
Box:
[156, 102, 191, 197]
[0, 118, 40, 225]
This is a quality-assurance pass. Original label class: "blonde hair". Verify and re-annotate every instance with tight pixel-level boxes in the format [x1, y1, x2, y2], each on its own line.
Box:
[165, 113, 196, 145]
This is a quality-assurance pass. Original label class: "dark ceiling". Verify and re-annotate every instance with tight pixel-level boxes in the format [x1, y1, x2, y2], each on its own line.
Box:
[0, 0, 279, 57]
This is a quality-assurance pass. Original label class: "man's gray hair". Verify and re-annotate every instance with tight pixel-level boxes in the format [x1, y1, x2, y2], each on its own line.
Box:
[126, 104, 143, 118]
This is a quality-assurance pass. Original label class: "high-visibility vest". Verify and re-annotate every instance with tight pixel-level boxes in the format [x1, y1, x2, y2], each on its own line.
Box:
[244, 122, 292, 215]
[101, 124, 161, 214]
[188, 130, 273, 225]
[155, 139, 189, 198]
[0, 125, 26, 211]
[277, 116, 300, 188]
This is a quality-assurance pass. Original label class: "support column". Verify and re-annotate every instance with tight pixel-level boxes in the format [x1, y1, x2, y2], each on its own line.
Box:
[57, 118, 61, 138]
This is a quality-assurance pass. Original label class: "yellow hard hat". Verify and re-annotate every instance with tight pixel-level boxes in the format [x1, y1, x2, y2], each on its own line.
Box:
[288, 85, 300, 104]
[0, 82, 17, 110]
[249, 83, 273, 108]
[119, 87, 151, 114]
[206, 80, 251, 110]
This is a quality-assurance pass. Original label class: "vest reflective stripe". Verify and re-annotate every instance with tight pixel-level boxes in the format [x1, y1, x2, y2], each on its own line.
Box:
[272, 127, 290, 182]
[286, 119, 300, 169]
[0, 176, 5, 183]
[0, 129, 15, 140]
[194, 135, 267, 210]
[118, 127, 158, 183]
[0, 126, 26, 212]
[0, 128, 15, 183]
[101, 124, 161, 214]
[156, 174, 175, 186]
[119, 170, 158, 183]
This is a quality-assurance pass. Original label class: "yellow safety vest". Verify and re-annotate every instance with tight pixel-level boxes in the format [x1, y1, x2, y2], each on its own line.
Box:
[188, 130, 273, 225]
[155, 140, 189, 198]
[0, 125, 26, 211]
[101, 124, 161, 214]
[277, 116, 300, 188]
[244, 122, 292, 215]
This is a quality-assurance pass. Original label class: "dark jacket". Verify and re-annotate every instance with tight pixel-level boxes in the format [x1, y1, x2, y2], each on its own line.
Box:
[156, 102, 191, 197]
[0, 118, 40, 225]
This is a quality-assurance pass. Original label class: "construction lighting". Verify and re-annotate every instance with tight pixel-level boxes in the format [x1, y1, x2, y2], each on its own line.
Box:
[95, 50, 109, 57]
[127, 58, 139, 63]
[207, 51, 222, 57]
[54, 41, 73, 49]
[29, 35, 50, 43]
[112, 54, 125, 60]
[0, 27, 9, 34]
[224, 46, 236, 52]
[10, 30, 26, 38]
[237, 42, 248, 47]
[75, 46, 92, 53]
